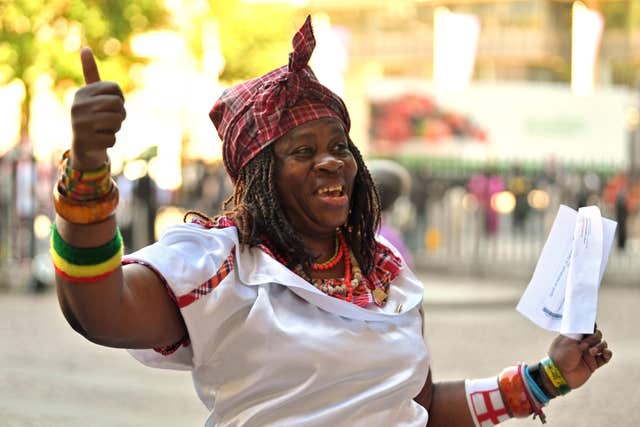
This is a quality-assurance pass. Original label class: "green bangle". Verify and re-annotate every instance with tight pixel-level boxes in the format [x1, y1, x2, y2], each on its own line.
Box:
[50, 223, 123, 265]
[541, 356, 571, 395]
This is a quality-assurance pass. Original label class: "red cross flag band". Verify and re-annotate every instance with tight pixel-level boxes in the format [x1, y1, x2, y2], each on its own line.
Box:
[465, 377, 511, 427]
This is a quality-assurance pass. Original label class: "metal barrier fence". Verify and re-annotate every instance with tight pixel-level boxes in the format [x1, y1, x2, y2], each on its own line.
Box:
[398, 162, 640, 286]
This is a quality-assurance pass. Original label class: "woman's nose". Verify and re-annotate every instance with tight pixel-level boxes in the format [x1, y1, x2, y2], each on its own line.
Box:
[314, 154, 344, 173]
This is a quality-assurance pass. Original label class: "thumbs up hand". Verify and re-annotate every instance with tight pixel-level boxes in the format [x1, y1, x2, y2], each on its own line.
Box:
[71, 47, 127, 171]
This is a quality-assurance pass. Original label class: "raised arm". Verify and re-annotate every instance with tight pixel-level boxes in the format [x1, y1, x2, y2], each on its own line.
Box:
[54, 47, 185, 349]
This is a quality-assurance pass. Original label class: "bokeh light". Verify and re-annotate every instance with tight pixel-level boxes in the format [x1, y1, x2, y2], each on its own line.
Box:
[123, 159, 148, 181]
[491, 191, 516, 214]
[33, 214, 52, 240]
[527, 189, 550, 211]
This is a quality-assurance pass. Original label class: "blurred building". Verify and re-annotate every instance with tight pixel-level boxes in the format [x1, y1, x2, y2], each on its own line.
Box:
[299, 0, 640, 174]
[305, 0, 640, 86]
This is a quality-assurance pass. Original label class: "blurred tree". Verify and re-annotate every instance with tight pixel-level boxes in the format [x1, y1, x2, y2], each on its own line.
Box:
[207, 0, 299, 82]
[0, 0, 168, 142]
[600, 1, 628, 30]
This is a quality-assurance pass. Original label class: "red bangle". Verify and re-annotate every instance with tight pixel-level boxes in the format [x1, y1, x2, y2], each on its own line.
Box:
[498, 365, 534, 418]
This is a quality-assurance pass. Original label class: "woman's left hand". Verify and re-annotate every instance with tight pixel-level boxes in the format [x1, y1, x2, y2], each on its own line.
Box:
[547, 327, 612, 390]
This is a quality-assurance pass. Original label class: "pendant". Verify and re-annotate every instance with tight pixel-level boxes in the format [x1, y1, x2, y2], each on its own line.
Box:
[372, 288, 388, 305]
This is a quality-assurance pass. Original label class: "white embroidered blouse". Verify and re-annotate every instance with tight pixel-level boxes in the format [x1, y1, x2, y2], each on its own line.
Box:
[126, 223, 430, 427]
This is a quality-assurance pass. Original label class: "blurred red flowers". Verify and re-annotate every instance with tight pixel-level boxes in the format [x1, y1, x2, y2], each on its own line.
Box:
[370, 94, 487, 147]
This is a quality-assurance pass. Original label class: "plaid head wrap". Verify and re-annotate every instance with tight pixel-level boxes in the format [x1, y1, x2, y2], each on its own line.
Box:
[210, 15, 351, 181]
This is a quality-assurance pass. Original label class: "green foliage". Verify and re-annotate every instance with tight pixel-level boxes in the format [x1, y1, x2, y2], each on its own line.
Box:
[601, 1, 629, 30]
[0, 0, 168, 91]
[208, 0, 300, 82]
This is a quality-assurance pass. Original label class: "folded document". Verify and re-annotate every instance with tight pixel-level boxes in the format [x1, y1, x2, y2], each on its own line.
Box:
[516, 205, 617, 338]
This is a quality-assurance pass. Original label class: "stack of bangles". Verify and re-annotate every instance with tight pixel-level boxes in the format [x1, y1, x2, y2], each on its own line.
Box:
[465, 356, 571, 426]
[51, 150, 123, 282]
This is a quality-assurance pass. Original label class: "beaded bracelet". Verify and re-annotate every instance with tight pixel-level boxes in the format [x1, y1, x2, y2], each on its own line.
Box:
[53, 181, 119, 224]
[50, 224, 123, 283]
[59, 150, 112, 202]
[541, 356, 571, 395]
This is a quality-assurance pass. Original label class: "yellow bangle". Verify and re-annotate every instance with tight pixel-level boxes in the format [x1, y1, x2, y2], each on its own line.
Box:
[541, 357, 570, 395]
[53, 181, 119, 224]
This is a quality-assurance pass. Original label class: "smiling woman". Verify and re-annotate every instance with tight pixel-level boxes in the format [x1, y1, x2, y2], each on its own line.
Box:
[52, 14, 613, 427]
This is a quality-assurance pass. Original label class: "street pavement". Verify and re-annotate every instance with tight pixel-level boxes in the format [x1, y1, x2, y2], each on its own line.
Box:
[1, 272, 638, 427]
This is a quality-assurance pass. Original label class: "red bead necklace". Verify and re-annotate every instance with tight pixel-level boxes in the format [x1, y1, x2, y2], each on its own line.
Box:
[339, 245, 354, 302]
[268, 230, 356, 303]
[311, 232, 344, 271]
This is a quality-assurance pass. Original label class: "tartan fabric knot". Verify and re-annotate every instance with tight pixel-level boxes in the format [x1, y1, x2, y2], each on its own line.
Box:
[289, 14, 315, 72]
[253, 15, 323, 139]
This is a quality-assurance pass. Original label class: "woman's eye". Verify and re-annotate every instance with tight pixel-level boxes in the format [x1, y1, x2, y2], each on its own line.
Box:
[293, 146, 312, 156]
[335, 142, 350, 152]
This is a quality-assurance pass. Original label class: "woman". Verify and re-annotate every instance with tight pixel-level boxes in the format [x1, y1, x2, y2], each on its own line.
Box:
[53, 16, 611, 427]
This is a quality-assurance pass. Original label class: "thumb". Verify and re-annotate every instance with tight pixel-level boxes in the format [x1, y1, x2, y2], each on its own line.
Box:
[80, 47, 101, 84]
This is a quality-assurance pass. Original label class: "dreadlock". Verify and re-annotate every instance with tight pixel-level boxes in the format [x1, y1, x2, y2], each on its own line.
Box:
[210, 140, 381, 275]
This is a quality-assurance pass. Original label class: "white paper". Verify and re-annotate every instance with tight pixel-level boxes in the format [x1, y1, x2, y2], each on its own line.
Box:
[516, 205, 617, 337]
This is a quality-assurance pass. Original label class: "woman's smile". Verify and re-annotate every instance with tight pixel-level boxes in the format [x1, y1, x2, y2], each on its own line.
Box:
[314, 184, 349, 207]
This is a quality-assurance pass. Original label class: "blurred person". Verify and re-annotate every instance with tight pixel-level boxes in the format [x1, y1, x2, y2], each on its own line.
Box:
[507, 165, 531, 233]
[132, 171, 157, 247]
[53, 17, 612, 427]
[559, 169, 583, 210]
[367, 159, 414, 269]
[114, 172, 134, 249]
[14, 142, 37, 262]
[604, 171, 640, 250]
[0, 153, 11, 262]
[408, 168, 431, 252]
[193, 162, 233, 216]
[539, 158, 564, 232]
[442, 185, 467, 258]
[467, 166, 504, 236]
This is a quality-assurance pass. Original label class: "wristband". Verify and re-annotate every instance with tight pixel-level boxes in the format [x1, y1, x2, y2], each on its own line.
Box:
[465, 377, 510, 427]
[50, 224, 123, 283]
[541, 356, 571, 395]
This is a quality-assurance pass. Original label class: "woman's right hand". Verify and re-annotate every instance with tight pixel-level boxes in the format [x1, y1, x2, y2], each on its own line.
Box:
[71, 47, 126, 171]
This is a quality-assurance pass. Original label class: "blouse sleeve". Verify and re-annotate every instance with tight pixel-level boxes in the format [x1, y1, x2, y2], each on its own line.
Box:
[123, 223, 243, 370]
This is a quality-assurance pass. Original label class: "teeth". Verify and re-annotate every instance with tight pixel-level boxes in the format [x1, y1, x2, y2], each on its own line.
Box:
[318, 185, 343, 195]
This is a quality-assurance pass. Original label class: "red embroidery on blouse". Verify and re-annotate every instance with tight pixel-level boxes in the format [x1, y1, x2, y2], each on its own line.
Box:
[176, 251, 235, 308]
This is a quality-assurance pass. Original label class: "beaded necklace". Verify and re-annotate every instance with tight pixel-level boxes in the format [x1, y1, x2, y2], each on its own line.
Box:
[294, 240, 360, 303]
[264, 229, 363, 303]
[311, 233, 343, 271]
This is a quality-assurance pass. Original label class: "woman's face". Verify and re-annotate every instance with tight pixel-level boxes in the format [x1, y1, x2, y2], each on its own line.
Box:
[273, 117, 357, 237]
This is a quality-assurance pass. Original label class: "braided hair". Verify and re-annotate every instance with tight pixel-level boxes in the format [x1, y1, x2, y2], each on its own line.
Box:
[216, 140, 381, 275]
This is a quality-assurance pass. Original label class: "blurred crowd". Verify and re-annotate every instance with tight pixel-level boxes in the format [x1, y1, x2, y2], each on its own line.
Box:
[387, 159, 640, 256]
